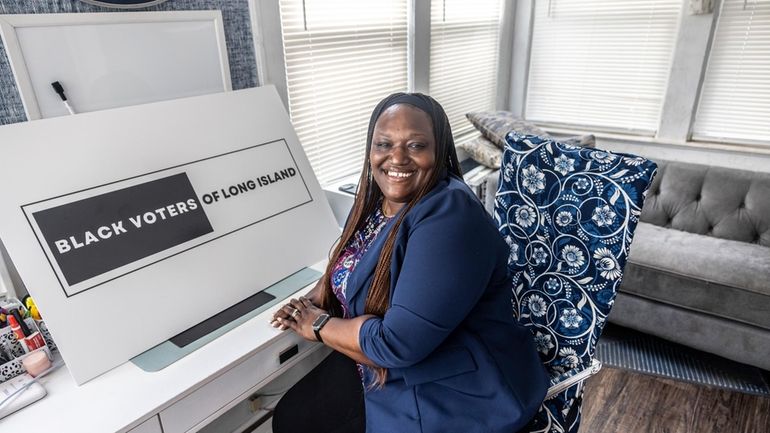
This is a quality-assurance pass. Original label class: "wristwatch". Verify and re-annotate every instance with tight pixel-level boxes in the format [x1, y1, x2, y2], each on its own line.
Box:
[312, 313, 331, 343]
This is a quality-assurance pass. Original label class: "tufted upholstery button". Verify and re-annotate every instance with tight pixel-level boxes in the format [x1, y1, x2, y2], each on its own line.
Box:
[695, 194, 701, 201]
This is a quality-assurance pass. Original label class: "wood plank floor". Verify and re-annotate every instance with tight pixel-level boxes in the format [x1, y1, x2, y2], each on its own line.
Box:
[581, 366, 770, 433]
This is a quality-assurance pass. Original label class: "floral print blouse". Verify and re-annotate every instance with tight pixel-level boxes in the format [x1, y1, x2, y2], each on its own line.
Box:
[330, 206, 392, 318]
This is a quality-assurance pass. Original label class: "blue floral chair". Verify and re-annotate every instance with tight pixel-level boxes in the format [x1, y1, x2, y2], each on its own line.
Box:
[495, 132, 657, 433]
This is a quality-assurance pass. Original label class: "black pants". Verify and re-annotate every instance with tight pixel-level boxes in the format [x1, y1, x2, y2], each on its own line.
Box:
[272, 351, 365, 433]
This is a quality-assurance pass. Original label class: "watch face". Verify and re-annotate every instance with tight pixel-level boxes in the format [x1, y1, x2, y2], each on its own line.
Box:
[313, 314, 330, 328]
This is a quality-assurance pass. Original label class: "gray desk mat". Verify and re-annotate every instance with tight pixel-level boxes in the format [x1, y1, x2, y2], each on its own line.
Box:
[131, 267, 322, 372]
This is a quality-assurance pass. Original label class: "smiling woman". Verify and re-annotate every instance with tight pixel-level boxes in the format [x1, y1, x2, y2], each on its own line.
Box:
[370, 104, 437, 217]
[271, 93, 548, 433]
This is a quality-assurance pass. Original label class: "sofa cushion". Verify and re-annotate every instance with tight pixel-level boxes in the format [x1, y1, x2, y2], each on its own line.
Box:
[465, 111, 595, 150]
[495, 132, 657, 375]
[558, 134, 596, 149]
[611, 292, 770, 371]
[459, 134, 597, 171]
[467, 111, 549, 147]
[457, 135, 502, 169]
[623, 222, 770, 330]
[641, 160, 770, 247]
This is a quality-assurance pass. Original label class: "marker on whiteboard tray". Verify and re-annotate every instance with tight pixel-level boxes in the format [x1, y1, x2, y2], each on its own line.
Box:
[51, 81, 76, 115]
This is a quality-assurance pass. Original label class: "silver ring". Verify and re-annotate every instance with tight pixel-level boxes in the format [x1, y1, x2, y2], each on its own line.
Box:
[291, 309, 301, 319]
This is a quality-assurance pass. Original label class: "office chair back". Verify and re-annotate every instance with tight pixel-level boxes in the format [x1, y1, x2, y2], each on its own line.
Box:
[495, 132, 657, 433]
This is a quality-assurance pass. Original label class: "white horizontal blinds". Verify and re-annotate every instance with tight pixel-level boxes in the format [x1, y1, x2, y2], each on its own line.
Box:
[692, 0, 770, 147]
[280, 0, 408, 184]
[429, 0, 502, 141]
[525, 0, 681, 134]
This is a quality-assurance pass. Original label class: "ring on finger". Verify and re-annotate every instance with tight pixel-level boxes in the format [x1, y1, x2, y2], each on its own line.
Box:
[291, 309, 301, 319]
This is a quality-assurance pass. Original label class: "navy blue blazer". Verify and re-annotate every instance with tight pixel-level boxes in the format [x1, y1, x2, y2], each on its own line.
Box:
[349, 175, 548, 433]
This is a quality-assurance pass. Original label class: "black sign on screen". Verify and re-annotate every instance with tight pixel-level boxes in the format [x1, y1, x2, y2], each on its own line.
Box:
[32, 173, 213, 287]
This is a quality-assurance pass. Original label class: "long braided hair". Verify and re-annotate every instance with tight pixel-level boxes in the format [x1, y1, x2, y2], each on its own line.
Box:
[318, 93, 462, 387]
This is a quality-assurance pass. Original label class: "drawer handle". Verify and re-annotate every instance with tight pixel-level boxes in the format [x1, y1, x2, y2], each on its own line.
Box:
[279, 344, 299, 364]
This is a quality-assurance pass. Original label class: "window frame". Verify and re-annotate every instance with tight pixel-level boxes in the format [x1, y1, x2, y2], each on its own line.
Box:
[252, 0, 770, 166]
[689, 0, 770, 149]
[511, 0, 770, 156]
[250, 0, 515, 185]
[520, 0, 687, 137]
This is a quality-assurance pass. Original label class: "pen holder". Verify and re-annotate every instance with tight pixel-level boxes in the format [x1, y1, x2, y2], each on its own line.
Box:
[0, 318, 52, 383]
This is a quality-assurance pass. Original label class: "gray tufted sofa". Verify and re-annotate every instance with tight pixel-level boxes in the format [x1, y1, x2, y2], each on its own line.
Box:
[609, 159, 770, 371]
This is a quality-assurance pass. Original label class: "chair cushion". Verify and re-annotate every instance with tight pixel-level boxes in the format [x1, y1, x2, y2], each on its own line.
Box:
[495, 132, 657, 377]
[622, 222, 770, 330]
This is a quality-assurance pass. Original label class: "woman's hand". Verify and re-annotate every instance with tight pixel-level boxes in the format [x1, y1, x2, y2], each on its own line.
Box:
[270, 296, 327, 342]
[304, 280, 323, 307]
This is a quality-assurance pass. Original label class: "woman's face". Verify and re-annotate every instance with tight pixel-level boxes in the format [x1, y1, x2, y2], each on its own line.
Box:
[370, 104, 437, 214]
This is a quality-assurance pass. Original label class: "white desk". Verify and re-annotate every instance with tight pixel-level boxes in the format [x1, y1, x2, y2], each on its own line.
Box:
[1, 271, 329, 433]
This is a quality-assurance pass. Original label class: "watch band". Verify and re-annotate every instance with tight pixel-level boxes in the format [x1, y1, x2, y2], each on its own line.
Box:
[313, 327, 324, 343]
[312, 313, 331, 343]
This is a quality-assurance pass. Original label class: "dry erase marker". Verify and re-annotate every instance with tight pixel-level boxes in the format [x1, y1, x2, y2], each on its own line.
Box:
[51, 81, 76, 115]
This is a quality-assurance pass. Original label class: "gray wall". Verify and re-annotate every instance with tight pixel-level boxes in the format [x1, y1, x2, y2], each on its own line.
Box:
[0, 0, 259, 125]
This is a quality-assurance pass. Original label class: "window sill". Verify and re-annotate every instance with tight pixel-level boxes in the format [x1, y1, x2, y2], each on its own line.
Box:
[544, 126, 770, 157]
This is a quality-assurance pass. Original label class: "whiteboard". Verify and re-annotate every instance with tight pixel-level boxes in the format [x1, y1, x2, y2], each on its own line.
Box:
[0, 11, 232, 120]
[0, 86, 340, 384]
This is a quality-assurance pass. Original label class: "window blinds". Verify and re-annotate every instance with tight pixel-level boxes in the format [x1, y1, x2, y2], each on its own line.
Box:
[525, 0, 681, 134]
[429, 0, 503, 141]
[279, 0, 408, 184]
[692, 0, 770, 147]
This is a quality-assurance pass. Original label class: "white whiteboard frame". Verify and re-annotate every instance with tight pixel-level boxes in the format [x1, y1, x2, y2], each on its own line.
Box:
[0, 11, 232, 121]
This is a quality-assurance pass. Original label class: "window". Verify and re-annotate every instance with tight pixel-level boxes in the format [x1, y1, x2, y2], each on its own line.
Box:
[692, 0, 770, 147]
[429, 0, 503, 141]
[279, 0, 408, 184]
[525, 0, 681, 135]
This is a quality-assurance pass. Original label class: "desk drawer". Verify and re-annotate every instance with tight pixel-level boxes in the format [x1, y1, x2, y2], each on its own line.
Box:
[127, 416, 163, 433]
[160, 333, 315, 433]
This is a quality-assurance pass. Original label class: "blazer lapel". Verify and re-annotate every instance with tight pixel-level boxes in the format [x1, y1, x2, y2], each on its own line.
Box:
[344, 216, 397, 312]
[344, 178, 450, 314]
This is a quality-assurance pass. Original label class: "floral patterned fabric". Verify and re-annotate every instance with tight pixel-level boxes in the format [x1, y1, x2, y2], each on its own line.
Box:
[495, 132, 657, 433]
[330, 207, 391, 318]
